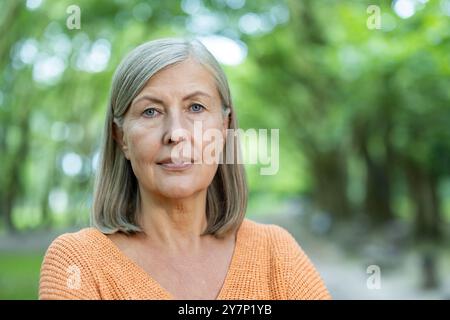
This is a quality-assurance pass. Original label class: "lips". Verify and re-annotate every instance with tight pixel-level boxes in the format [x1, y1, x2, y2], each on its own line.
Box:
[157, 157, 193, 165]
[157, 157, 193, 171]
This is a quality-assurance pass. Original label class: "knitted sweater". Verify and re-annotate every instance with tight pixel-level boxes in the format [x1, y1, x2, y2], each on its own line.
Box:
[39, 218, 331, 300]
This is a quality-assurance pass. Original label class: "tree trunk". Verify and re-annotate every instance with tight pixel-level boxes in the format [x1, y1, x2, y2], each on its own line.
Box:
[404, 159, 442, 240]
[310, 149, 351, 218]
[361, 141, 393, 223]
[2, 114, 30, 234]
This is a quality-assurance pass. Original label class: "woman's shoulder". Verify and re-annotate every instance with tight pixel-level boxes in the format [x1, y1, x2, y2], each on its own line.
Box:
[43, 227, 105, 264]
[40, 227, 104, 299]
[241, 218, 298, 241]
[240, 218, 302, 251]
[48, 227, 101, 247]
[240, 218, 331, 299]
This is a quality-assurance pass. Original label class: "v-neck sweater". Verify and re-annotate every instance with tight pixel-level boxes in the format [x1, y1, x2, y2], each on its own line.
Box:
[39, 218, 331, 300]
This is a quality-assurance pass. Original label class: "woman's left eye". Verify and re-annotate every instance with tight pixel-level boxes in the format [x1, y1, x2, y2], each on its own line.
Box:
[189, 103, 205, 112]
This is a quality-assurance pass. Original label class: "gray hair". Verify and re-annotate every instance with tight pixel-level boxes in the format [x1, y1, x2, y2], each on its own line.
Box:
[92, 37, 248, 238]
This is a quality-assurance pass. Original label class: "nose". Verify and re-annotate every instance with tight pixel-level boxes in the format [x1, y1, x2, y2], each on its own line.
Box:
[162, 110, 190, 145]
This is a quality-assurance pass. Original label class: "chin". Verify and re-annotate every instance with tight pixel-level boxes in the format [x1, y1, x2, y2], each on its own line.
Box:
[158, 183, 200, 199]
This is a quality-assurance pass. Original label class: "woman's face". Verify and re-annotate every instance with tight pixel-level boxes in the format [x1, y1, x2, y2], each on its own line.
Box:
[116, 59, 228, 199]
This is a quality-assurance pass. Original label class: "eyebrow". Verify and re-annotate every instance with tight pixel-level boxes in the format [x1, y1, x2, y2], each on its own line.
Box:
[132, 90, 212, 106]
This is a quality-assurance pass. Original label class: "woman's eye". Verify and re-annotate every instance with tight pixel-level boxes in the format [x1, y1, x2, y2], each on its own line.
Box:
[190, 103, 205, 113]
[143, 108, 159, 118]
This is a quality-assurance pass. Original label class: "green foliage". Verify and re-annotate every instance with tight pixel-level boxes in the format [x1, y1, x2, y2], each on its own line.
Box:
[0, 0, 449, 300]
[0, 0, 448, 254]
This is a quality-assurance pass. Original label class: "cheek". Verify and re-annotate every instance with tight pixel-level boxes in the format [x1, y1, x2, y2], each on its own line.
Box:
[196, 117, 226, 161]
[194, 115, 225, 141]
[202, 163, 219, 184]
[126, 124, 161, 163]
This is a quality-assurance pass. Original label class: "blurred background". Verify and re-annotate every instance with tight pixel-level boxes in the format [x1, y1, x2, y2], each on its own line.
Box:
[0, 0, 449, 299]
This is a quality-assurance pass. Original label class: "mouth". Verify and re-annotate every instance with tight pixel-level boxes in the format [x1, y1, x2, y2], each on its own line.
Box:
[156, 158, 193, 171]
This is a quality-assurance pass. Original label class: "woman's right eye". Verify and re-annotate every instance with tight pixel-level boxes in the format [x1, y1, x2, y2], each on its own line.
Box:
[142, 108, 160, 118]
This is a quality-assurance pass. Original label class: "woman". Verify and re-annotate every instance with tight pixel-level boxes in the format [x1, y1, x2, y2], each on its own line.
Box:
[39, 37, 331, 300]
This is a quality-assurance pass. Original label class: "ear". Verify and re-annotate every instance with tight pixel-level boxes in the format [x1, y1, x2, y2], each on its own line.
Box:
[112, 121, 130, 160]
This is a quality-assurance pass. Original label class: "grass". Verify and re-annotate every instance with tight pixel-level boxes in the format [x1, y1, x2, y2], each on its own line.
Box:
[0, 251, 45, 299]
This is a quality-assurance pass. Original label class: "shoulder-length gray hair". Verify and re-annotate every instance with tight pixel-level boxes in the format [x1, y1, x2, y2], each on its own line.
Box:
[92, 37, 248, 238]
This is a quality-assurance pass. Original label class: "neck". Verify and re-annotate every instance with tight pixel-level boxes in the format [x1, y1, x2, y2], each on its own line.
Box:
[136, 187, 211, 252]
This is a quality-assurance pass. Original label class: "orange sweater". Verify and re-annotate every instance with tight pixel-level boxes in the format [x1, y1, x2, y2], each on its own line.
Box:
[39, 218, 331, 300]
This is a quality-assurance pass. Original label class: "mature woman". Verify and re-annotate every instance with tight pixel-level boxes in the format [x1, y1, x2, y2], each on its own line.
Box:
[39, 38, 330, 300]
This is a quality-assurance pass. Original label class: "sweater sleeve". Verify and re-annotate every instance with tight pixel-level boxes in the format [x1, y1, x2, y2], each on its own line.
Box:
[39, 233, 101, 300]
[271, 225, 332, 300]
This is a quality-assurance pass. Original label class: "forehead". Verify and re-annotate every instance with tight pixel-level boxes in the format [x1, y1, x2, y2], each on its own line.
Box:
[141, 59, 219, 97]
